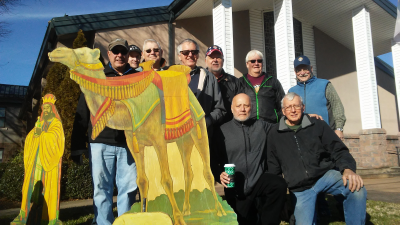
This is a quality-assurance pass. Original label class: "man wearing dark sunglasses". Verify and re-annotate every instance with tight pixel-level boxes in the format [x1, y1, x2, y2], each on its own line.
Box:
[71, 38, 138, 225]
[239, 50, 285, 124]
[177, 38, 226, 138]
[142, 39, 166, 71]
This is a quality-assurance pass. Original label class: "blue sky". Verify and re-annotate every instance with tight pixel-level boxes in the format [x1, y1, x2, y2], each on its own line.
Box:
[0, 0, 398, 86]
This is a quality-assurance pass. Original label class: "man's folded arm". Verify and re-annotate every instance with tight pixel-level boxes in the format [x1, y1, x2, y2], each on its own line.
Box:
[266, 134, 282, 175]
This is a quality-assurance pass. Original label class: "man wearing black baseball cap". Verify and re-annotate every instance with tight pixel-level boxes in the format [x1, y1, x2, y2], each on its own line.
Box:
[205, 45, 240, 124]
[72, 38, 138, 225]
[128, 44, 142, 69]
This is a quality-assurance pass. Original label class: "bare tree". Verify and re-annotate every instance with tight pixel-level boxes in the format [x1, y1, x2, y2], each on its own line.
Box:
[0, 0, 21, 40]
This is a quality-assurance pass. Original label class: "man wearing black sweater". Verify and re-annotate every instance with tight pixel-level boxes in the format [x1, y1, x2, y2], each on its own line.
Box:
[212, 93, 287, 225]
[267, 92, 367, 224]
[71, 38, 138, 225]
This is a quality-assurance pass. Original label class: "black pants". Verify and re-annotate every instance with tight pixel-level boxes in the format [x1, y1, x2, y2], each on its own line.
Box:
[225, 173, 287, 225]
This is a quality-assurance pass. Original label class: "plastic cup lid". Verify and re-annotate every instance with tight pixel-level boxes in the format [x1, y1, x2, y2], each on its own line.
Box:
[224, 164, 235, 167]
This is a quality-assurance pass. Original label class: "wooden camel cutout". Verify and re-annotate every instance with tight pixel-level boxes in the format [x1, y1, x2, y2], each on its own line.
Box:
[48, 47, 226, 225]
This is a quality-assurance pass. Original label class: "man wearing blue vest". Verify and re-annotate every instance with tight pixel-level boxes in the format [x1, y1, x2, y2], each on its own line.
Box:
[288, 55, 347, 218]
[288, 55, 346, 140]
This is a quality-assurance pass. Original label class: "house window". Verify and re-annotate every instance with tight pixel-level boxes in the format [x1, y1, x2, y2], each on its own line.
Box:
[0, 149, 3, 163]
[0, 108, 5, 128]
[263, 12, 304, 76]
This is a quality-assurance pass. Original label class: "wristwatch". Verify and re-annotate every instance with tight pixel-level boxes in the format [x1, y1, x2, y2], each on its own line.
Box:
[336, 128, 343, 132]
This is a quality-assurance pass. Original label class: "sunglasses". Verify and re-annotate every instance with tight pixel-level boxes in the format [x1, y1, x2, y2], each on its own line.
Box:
[180, 50, 199, 56]
[145, 48, 160, 53]
[111, 48, 128, 55]
[248, 59, 263, 64]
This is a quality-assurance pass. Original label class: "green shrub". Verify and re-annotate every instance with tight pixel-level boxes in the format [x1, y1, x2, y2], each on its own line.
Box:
[0, 152, 24, 201]
[63, 158, 93, 200]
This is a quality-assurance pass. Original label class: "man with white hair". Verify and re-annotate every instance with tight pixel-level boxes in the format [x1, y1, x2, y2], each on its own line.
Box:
[142, 39, 166, 70]
[177, 38, 226, 136]
[267, 92, 367, 224]
[239, 50, 285, 123]
[212, 93, 287, 225]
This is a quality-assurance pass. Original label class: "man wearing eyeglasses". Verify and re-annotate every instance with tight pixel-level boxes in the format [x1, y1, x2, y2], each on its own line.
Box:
[205, 45, 240, 124]
[142, 39, 166, 71]
[71, 38, 138, 225]
[239, 50, 285, 124]
[177, 38, 226, 137]
[267, 92, 366, 225]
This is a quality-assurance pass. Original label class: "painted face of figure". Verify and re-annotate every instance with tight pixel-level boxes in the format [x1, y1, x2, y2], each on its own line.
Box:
[128, 51, 141, 69]
[178, 42, 199, 70]
[231, 94, 251, 122]
[43, 104, 55, 121]
[295, 64, 313, 82]
[142, 41, 162, 63]
[107, 46, 128, 72]
[246, 54, 263, 77]
[205, 51, 223, 75]
[282, 95, 305, 125]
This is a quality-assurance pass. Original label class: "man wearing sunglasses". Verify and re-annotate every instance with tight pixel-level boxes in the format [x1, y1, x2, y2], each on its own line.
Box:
[142, 39, 166, 71]
[71, 38, 138, 225]
[239, 50, 285, 124]
[205, 45, 241, 124]
[177, 38, 226, 137]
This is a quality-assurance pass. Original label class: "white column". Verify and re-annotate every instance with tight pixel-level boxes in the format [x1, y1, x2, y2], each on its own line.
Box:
[302, 22, 317, 76]
[249, 9, 266, 72]
[352, 5, 381, 129]
[392, 41, 400, 121]
[213, 0, 234, 75]
[274, 0, 296, 93]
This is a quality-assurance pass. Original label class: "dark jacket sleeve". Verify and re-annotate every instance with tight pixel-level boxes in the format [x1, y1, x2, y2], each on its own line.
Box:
[70, 93, 89, 158]
[318, 119, 357, 173]
[210, 127, 228, 183]
[205, 69, 226, 126]
[274, 78, 285, 119]
[266, 128, 283, 175]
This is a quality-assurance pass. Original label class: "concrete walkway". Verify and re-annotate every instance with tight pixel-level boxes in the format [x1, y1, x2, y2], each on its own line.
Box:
[1, 177, 399, 217]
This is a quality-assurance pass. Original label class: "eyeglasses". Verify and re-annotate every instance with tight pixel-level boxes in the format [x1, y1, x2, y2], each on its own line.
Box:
[111, 48, 128, 55]
[145, 48, 160, 53]
[295, 68, 310, 73]
[248, 59, 263, 64]
[180, 50, 199, 56]
[284, 104, 303, 111]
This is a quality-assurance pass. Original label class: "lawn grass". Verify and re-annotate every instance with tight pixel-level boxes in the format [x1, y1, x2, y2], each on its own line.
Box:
[2, 199, 400, 224]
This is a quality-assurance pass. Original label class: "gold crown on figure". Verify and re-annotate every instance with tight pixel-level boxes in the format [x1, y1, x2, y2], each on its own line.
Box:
[42, 94, 56, 104]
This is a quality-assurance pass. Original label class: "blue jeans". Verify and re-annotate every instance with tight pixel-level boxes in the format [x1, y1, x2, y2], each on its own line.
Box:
[90, 143, 138, 225]
[291, 170, 367, 225]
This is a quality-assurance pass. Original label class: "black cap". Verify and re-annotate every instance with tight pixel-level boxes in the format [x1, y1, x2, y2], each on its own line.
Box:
[129, 45, 142, 54]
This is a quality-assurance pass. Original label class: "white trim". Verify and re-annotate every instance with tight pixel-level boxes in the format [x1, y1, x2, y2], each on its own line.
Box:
[392, 41, 400, 123]
[213, 0, 234, 75]
[301, 22, 317, 76]
[274, 0, 296, 93]
[249, 9, 266, 72]
[352, 5, 381, 129]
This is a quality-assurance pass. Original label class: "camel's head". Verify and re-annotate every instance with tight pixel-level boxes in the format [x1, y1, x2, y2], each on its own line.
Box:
[49, 47, 101, 70]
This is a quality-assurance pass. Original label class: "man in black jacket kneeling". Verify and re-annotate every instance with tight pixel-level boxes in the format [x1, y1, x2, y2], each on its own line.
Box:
[267, 92, 367, 225]
[212, 93, 287, 225]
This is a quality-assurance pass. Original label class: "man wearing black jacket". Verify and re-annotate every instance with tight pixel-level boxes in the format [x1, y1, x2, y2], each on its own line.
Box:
[267, 92, 367, 224]
[71, 38, 138, 225]
[213, 93, 287, 225]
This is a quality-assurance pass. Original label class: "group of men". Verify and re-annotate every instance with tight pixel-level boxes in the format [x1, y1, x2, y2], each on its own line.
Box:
[71, 37, 367, 225]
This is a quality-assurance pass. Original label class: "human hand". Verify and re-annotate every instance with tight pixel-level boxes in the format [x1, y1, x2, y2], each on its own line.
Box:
[220, 172, 230, 188]
[35, 127, 42, 136]
[308, 114, 323, 120]
[342, 169, 364, 192]
[335, 130, 344, 141]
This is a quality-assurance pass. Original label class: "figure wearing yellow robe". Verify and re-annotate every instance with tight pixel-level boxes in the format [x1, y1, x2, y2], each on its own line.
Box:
[12, 94, 64, 225]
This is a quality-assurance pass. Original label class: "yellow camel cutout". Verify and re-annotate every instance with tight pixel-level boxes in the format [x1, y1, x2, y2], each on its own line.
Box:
[48, 47, 236, 225]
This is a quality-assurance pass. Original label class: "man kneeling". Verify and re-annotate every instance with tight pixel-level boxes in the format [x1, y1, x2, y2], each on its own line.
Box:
[267, 92, 367, 224]
[212, 93, 287, 225]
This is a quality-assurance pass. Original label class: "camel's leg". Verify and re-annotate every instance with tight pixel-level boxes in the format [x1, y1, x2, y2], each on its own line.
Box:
[152, 139, 186, 225]
[191, 118, 227, 217]
[125, 132, 149, 212]
[175, 137, 194, 216]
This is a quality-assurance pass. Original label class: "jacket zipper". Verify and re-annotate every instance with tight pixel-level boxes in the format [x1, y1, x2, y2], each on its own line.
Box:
[241, 123, 249, 192]
[303, 81, 306, 111]
[293, 134, 309, 178]
[243, 75, 272, 120]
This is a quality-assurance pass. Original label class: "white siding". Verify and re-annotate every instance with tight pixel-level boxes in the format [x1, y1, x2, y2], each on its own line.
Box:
[274, 0, 296, 92]
[352, 5, 381, 129]
[392, 41, 400, 122]
[301, 22, 317, 76]
[213, 0, 235, 75]
[249, 9, 266, 71]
